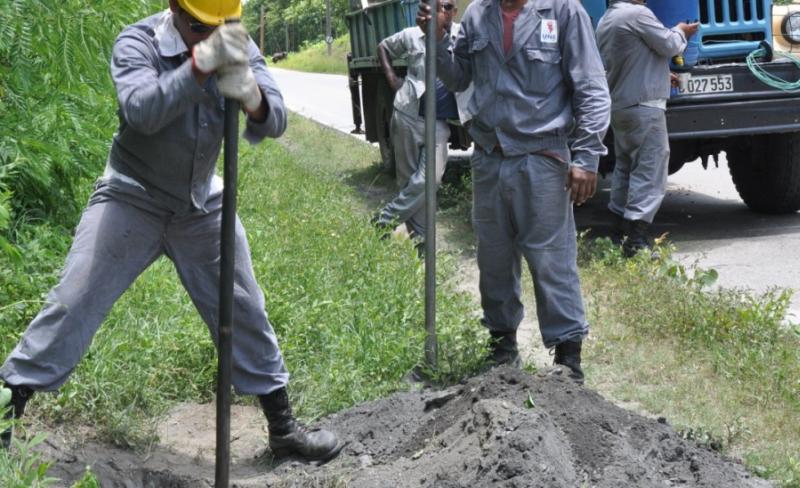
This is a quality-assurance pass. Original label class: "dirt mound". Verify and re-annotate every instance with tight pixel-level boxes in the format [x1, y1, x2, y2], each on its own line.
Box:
[39, 366, 771, 487]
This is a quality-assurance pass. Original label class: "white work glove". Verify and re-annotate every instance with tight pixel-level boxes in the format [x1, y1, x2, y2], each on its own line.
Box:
[217, 64, 263, 112]
[192, 23, 250, 74]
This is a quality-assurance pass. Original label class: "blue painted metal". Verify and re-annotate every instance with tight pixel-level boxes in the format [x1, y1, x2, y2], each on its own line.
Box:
[580, 0, 773, 62]
[583, 0, 607, 28]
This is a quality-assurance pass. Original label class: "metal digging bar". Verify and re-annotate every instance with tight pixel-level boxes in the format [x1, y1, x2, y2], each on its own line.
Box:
[424, 0, 439, 370]
[216, 19, 241, 488]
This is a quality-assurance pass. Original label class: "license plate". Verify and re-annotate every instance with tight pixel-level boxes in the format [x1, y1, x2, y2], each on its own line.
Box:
[678, 74, 734, 95]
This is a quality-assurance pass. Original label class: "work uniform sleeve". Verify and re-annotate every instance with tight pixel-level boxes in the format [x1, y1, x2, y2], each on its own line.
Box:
[244, 40, 288, 143]
[561, 2, 611, 173]
[635, 9, 688, 58]
[436, 18, 472, 93]
[380, 29, 410, 60]
[111, 29, 206, 135]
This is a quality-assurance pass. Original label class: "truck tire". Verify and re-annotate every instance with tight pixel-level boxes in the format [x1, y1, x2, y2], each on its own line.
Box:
[729, 132, 800, 214]
[374, 80, 395, 174]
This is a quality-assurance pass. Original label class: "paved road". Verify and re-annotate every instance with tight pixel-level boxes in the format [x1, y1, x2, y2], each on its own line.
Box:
[270, 67, 800, 318]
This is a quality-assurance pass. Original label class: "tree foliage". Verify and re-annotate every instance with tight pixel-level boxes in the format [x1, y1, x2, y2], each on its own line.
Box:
[242, 0, 351, 54]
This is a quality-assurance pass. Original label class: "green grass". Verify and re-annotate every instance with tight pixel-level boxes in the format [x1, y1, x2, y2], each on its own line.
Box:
[578, 237, 800, 487]
[276, 35, 350, 74]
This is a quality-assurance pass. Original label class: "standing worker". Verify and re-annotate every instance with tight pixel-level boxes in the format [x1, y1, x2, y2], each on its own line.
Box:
[371, 0, 467, 253]
[0, 0, 341, 462]
[418, 0, 610, 383]
[596, 1, 699, 257]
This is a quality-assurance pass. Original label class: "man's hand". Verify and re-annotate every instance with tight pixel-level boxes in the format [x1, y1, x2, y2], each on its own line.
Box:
[416, 2, 448, 40]
[193, 23, 250, 74]
[565, 166, 597, 206]
[670, 72, 679, 88]
[676, 22, 700, 39]
[217, 64, 263, 113]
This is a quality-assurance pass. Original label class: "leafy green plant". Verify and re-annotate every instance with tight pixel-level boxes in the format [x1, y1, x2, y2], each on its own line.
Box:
[0, 0, 163, 255]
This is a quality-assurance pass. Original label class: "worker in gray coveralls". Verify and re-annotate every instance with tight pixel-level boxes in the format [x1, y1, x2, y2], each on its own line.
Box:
[372, 0, 471, 251]
[0, 0, 341, 462]
[418, 0, 611, 383]
[596, 1, 698, 257]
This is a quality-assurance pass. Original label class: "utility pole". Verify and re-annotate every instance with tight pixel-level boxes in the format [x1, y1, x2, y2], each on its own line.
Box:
[285, 23, 289, 52]
[325, 0, 332, 56]
[259, 4, 265, 55]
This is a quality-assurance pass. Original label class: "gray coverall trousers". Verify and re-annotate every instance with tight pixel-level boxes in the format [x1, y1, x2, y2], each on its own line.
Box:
[0, 181, 289, 395]
[472, 148, 589, 348]
[608, 105, 670, 224]
[376, 109, 450, 239]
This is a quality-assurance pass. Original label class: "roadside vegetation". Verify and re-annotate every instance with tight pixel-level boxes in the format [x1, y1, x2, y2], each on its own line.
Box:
[273, 35, 350, 74]
[2, 1, 799, 487]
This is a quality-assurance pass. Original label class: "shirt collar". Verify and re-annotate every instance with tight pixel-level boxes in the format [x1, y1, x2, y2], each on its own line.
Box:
[154, 10, 189, 58]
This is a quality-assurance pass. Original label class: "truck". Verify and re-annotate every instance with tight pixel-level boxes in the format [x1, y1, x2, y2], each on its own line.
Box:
[347, 0, 800, 214]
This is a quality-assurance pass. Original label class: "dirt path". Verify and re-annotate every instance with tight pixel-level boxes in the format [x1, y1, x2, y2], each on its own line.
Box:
[41, 367, 771, 487]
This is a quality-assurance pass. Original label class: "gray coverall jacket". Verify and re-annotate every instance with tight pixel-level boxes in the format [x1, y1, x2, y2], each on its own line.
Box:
[0, 11, 290, 395]
[436, 0, 611, 346]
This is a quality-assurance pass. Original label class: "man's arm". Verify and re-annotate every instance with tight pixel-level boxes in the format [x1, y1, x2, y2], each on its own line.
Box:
[378, 32, 406, 92]
[636, 10, 693, 58]
[561, 2, 611, 203]
[111, 30, 207, 135]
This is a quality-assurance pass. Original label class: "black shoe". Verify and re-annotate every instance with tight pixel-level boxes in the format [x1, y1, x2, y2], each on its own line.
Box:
[553, 340, 584, 385]
[610, 213, 629, 246]
[484, 331, 521, 368]
[1, 384, 34, 450]
[622, 219, 654, 258]
[370, 213, 395, 240]
[259, 388, 342, 462]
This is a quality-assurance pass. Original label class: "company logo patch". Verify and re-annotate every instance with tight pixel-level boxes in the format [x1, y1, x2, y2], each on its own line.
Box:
[541, 19, 558, 43]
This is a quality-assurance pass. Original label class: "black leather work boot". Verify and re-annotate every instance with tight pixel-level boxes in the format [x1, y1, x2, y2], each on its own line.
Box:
[1, 384, 34, 449]
[554, 340, 584, 385]
[485, 331, 521, 368]
[622, 219, 654, 258]
[258, 387, 342, 462]
[610, 213, 629, 247]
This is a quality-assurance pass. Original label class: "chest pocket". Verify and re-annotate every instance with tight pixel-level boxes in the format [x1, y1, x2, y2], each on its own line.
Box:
[406, 46, 425, 79]
[523, 47, 563, 95]
[468, 37, 491, 84]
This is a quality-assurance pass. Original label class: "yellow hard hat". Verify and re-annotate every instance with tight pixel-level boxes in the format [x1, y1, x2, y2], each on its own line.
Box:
[176, 0, 241, 26]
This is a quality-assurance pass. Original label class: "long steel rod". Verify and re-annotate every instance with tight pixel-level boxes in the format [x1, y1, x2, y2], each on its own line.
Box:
[423, 0, 439, 369]
[215, 96, 239, 488]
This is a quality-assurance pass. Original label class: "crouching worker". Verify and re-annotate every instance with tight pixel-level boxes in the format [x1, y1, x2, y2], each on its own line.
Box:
[0, 0, 341, 462]
[371, 0, 470, 254]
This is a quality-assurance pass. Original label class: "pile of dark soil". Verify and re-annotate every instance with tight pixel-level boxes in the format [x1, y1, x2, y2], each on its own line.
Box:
[39, 366, 771, 487]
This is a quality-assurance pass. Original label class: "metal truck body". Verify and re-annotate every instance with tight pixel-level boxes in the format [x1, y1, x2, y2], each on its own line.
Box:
[587, 0, 800, 213]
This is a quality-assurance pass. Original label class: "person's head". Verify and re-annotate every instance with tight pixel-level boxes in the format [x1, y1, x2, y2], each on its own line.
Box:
[169, 0, 241, 49]
[438, 0, 457, 33]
